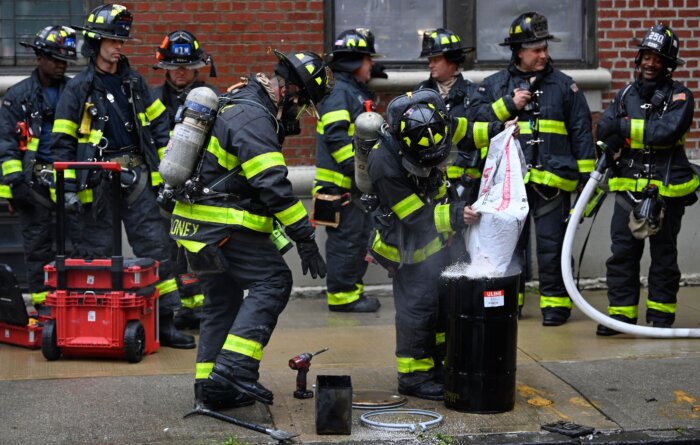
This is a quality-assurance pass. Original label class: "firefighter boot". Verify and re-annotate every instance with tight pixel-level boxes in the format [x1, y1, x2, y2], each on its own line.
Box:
[596, 315, 637, 336]
[209, 363, 274, 405]
[329, 295, 381, 313]
[542, 307, 571, 327]
[194, 381, 255, 410]
[160, 310, 196, 349]
[398, 371, 444, 401]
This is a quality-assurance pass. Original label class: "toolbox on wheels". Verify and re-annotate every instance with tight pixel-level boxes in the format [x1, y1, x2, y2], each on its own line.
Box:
[41, 162, 160, 363]
[0, 263, 43, 349]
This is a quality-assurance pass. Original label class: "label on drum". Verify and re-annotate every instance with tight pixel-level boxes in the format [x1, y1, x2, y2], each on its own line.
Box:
[484, 289, 505, 308]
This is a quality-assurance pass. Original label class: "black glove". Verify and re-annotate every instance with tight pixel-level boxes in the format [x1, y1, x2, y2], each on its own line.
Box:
[601, 133, 626, 169]
[595, 118, 620, 142]
[9, 181, 33, 211]
[296, 236, 327, 279]
[488, 121, 506, 137]
[370, 63, 388, 79]
[449, 200, 469, 230]
[64, 191, 83, 214]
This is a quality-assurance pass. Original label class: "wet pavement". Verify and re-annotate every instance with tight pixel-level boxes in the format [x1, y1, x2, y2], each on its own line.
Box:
[1, 286, 699, 444]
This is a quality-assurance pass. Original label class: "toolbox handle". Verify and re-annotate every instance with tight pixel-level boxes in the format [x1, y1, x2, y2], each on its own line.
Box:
[54, 162, 123, 291]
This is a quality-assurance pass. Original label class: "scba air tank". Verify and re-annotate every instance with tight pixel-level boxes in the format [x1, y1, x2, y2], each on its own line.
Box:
[159, 87, 219, 187]
[353, 111, 385, 194]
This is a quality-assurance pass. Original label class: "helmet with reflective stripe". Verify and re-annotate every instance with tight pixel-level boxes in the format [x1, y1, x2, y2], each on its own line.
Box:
[19, 25, 77, 61]
[399, 103, 450, 168]
[273, 50, 333, 105]
[636, 24, 684, 69]
[500, 11, 560, 47]
[419, 28, 473, 62]
[79, 3, 134, 41]
[155, 30, 209, 69]
[331, 28, 381, 57]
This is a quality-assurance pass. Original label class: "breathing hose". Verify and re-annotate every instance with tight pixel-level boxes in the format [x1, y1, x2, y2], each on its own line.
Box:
[561, 156, 700, 338]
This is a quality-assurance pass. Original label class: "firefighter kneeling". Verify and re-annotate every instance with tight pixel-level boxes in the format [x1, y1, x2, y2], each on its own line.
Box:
[169, 50, 331, 407]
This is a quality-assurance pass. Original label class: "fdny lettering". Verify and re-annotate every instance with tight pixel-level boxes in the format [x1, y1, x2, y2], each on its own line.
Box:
[170, 219, 199, 237]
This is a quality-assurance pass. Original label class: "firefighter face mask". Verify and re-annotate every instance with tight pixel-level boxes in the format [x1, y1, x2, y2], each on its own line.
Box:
[276, 81, 319, 137]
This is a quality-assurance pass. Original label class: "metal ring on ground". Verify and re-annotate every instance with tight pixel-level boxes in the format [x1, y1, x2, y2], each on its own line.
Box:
[359, 409, 443, 433]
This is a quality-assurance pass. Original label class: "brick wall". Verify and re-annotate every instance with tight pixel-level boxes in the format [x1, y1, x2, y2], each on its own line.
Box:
[121, 0, 325, 165]
[119, 1, 700, 163]
[597, 0, 700, 157]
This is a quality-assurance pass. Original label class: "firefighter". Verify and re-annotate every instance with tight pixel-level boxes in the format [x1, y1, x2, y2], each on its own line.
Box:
[153, 29, 218, 128]
[415, 28, 483, 204]
[595, 24, 698, 336]
[153, 30, 219, 330]
[470, 12, 595, 326]
[367, 90, 505, 400]
[51, 4, 195, 349]
[313, 28, 381, 312]
[170, 50, 330, 406]
[0, 26, 82, 314]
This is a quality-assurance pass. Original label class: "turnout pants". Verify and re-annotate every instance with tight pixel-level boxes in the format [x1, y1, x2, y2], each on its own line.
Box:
[606, 194, 684, 324]
[393, 248, 449, 387]
[325, 202, 372, 306]
[197, 231, 293, 382]
[17, 181, 82, 306]
[515, 185, 572, 310]
[78, 165, 179, 311]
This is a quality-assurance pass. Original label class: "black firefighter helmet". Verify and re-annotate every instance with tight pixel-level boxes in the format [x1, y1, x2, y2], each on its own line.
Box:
[399, 103, 451, 169]
[419, 28, 474, 64]
[154, 30, 216, 76]
[500, 11, 560, 48]
[273, 50, 333, 106]
[77, 3, 135, 42]
[19, 25, 77, 61]
[635, 24, 684, 70]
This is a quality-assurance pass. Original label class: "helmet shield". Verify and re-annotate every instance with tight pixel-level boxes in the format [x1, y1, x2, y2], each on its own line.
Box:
[155, 30, 209, 69]
[636, 24, 684, 68]
[500, 12, 560, 47]
[399, 103, 451, 169]
[20, 25, 77, 61]
[419, 28, 474, 60]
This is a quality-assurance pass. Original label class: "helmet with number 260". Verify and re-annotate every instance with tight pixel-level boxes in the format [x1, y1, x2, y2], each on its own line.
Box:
[80, 3, 134, 41]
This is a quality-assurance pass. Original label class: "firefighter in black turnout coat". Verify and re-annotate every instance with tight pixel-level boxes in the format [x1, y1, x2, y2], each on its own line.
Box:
[153, 30, 219, 330]
[169, 50, 330, 407]
[595, 25, 698, 336]
[51, 3, 194, 348]
[415, 28, 484, 202]
[313, 28, 381, 313]
[471, 12, 595, 326]
[0, 26, 82, 313]
[367, 90, 504, 400]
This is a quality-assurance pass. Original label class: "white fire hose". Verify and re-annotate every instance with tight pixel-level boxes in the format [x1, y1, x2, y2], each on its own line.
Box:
[561, 162, 700, 338]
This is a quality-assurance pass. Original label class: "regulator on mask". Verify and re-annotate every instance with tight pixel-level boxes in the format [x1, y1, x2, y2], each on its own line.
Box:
[278, 92, 303, 137]
[628, 185, 665, 239]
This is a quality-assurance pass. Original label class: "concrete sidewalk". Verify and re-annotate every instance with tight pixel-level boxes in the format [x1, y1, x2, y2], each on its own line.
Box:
[1, 286, 700, 444]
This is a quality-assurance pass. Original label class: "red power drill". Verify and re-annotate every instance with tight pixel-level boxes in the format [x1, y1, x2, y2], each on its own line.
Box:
[288, 347, 328, 399]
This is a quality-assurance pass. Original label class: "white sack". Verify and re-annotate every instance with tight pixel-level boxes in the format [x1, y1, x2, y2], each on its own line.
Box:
[463, 126, 529, 277]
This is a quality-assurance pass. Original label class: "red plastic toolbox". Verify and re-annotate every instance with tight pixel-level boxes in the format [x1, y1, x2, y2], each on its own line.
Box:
[44, 258, 159, 290]
[0, 320, 42, 349]
[41, 287, 160, 362]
